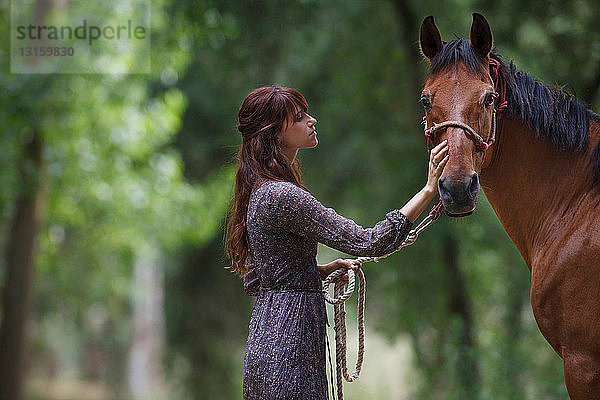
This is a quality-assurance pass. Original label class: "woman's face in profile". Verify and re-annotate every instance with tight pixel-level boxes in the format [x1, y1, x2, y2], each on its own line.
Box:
[279, 109, 318, 152]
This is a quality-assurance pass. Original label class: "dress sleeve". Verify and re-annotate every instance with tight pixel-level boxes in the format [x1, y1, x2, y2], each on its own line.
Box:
[260, 182, 413, 257]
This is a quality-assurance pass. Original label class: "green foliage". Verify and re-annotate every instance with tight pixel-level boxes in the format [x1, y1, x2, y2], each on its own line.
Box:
[1, 0, 232, 396]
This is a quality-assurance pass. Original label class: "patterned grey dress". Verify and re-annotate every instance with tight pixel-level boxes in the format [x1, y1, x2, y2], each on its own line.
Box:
[243, 181, 412, 400]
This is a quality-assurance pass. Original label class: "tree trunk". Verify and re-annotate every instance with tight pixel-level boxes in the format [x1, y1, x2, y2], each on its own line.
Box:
[127, 249, 165, 400]
[0, 131, 46, 400]
[391, 0, 426, 123]
[502, 278, 527, 399]
[443, 234, 480, 398]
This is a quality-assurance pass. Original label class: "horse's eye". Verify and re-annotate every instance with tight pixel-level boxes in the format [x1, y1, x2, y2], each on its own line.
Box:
[484, 92, 498, 108]
[420, 96, 432, 111]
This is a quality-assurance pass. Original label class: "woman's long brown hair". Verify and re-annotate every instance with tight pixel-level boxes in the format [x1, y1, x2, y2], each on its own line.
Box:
[226, 86, 309, 276]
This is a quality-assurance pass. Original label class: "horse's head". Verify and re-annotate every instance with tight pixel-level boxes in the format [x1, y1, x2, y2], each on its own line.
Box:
[420, 14, 498, 217]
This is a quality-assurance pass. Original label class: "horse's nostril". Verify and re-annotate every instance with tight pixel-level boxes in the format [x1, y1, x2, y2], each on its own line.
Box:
[438, 174, 478, 215]
[469, 173, 480, 196]
[439, 177, 446, 189]
[438, 178, 452, 201]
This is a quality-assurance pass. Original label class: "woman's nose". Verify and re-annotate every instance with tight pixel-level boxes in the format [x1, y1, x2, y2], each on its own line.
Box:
[308, 114, 317, 125]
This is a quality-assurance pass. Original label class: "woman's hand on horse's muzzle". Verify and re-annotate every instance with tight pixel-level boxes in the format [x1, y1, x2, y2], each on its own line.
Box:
[427, 140, 449, 191]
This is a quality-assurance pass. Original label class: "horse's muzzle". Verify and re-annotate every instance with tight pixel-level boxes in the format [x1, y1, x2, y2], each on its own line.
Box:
[438, 173, 479, 217]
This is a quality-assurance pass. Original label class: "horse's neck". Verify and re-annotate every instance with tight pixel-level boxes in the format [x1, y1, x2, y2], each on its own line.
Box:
[480, 118, 598, 267]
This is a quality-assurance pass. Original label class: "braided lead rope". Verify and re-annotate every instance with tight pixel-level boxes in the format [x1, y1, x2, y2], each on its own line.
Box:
[328, 268, 365, 400]
[325, 330, 337, 400]
[333, 279, 346, 400]
[322, 201, 443, 399]
[323, 267, 356, 305]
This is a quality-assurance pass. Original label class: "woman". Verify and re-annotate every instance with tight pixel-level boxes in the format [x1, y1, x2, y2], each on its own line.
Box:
[226, 86, 448, 399]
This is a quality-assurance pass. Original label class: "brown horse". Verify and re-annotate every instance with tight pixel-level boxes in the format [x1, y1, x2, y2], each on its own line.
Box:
[418, 13, 600, 399]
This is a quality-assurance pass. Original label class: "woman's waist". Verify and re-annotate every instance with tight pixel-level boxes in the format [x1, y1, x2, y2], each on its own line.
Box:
[258, 284, 322, 294]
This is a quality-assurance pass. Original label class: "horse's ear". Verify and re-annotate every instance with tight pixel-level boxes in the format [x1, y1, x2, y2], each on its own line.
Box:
[420, 16, 443, 60]
[470, 13, 492, 59]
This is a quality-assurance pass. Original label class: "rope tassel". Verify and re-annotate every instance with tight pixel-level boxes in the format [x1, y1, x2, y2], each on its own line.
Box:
[330, 268, 365, 400]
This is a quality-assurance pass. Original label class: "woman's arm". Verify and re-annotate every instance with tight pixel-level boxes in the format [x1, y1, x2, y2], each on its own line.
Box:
[400, 140, 448, 222]
[316, 142, 448, 279]
[259, 141, 448, 257]
[259, 181, 410, 257]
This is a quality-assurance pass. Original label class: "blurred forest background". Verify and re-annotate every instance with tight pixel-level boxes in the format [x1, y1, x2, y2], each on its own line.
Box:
[1, 0, 599, 399]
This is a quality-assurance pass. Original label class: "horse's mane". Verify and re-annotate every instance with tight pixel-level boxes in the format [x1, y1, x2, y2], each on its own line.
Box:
[427, 39, 600, 184]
